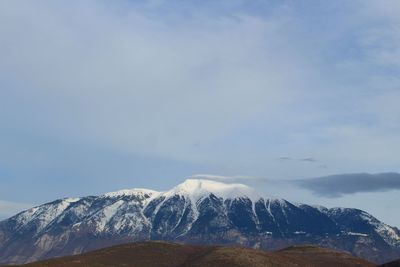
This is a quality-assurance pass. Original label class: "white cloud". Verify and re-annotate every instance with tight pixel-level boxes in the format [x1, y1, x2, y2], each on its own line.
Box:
[0, 0, 400, 224]
[0, 1, 315, 165]
[190, 174, 257, 181]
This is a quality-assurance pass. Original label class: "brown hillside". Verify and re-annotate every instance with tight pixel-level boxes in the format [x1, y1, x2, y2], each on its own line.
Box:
[4, 241, 376, 267]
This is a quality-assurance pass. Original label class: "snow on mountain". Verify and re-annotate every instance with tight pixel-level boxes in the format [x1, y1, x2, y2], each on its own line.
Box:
[0, 178, 400, 265]
[13, 198, 81, 233]
[163, 179, 261, 203]
[359, 210, 400, 246]
[323, 207, 400, 245]
[103, 188, 160, 198]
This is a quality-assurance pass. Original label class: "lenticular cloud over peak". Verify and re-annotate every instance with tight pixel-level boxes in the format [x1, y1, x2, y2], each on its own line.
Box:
[166, 178, 261, 201]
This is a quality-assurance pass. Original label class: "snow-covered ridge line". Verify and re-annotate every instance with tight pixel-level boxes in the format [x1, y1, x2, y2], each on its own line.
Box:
[2, 178, 400, 265]
[103, 188, 161, 198]
[6, 178, 400, 248]
[11, 179, 264, 232]
[162, 179, 263, 202]
[103, 179, 263, 202]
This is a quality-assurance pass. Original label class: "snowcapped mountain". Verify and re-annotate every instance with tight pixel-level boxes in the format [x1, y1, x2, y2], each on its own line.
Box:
[0, 179, 399, 264]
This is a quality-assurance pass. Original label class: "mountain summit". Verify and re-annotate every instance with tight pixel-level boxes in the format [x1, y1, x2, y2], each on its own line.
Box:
[164, 179, 261, 201]
[0, 179, 399, 264]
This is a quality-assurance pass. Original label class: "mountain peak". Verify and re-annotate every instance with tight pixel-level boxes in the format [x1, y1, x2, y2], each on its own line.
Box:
[164, 178, 261, 201]
[101, 178, 261, 201]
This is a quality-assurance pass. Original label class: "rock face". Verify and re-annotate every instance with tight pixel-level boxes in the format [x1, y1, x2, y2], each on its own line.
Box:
[0, 179, 399, 264]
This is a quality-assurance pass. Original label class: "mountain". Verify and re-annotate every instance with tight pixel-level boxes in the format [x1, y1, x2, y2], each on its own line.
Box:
[3, 241, 377, 267]
[0, 179, 399, 265]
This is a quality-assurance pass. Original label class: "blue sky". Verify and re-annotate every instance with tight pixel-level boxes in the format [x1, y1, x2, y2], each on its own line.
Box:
[0, 0, 400, 225]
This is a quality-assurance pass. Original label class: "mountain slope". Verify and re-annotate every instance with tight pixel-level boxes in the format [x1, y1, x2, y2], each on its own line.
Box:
[0, 179, 399, 264]
[4, 241, 377, 267]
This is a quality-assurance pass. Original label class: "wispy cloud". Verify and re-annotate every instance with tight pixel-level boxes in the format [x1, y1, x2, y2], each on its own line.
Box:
[0, 0, 400, 211]
[190, 174, 257, 181]
[277, 157, 292, 161]
[299, 157, 317, 162]
[277, 157, 325, 167]
[277, 157, 318, 163]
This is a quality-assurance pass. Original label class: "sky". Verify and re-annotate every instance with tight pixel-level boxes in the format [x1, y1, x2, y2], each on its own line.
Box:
[0, 0, 399, 225]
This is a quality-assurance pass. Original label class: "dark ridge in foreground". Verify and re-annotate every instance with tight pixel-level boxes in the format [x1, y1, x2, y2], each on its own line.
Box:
[380, 258, 400, 267]
[3, 241, 377, 267]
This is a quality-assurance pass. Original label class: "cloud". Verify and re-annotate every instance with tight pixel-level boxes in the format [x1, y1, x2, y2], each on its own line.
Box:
[299, 157, 317, 162]
[1, 0, 400, 205]
[0, 200, 33, 220]
[277, 157, 318, 162]
[277, 157, 324, 168]
[0, 1, 306, 163]
[190, 174, 257, 181]
[296, 172, 400, 198]
[277, 157, 292, 161]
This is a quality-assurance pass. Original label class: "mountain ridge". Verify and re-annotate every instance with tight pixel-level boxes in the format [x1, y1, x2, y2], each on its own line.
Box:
[1, 241, 377, 267]
[1, 179, 399, 264]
